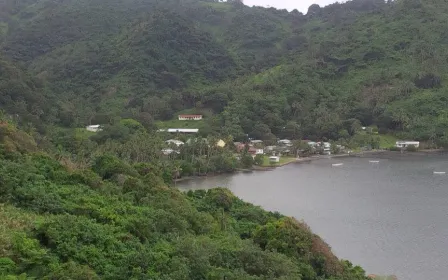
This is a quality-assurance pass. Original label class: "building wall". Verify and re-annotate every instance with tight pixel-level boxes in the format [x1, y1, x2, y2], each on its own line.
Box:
[178, 115, 202, 121]
[86, 126, 101, 132]
[396, 142, 420, 148]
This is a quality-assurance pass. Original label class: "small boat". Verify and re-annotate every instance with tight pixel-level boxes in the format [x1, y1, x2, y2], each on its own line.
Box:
[433, 171, 446, 175]
[369, 160, 380, 163]
[332, 163, 343, 167]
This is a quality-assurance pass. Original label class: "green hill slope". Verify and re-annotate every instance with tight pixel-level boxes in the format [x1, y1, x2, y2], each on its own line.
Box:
[1, 0, 448, 145]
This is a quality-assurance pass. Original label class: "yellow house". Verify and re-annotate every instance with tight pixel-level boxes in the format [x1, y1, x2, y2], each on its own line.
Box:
[216, 139, 226, 148]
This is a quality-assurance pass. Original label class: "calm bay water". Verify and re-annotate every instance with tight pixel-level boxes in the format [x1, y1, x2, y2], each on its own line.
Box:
[178, 153, 448, 280]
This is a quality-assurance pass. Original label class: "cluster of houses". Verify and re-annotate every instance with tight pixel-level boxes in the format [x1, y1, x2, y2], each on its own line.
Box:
[233, 139, 336, 157]
[86, 118, 422, 158]
[161, 137, 341, 158]
[305, 141, 333, 155]
[162, 138, 226, 155]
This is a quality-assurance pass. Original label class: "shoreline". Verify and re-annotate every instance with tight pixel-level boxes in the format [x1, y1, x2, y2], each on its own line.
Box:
[251, 149, 391, 171]
[174, 149, 446, 182]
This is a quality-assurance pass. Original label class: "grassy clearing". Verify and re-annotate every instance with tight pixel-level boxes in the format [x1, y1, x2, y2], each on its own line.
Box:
[155, 119, 208, 130]
[378, 134, 398, 149]
[75, 128, 97, 138]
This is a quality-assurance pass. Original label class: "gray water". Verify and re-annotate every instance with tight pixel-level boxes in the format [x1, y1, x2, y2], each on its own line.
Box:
[178, 153, 448, 280]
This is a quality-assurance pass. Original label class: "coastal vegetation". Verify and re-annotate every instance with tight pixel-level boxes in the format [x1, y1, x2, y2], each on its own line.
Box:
[0, 120, 368, 279]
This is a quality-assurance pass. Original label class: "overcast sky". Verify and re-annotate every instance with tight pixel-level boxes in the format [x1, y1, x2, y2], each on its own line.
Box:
[243, 0, 345, 13]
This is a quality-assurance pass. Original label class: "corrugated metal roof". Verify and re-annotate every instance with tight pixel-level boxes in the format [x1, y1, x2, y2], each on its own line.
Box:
[159, 128, 199, 133]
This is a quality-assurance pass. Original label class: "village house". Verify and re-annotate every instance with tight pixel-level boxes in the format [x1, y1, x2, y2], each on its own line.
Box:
[187, 138, 206, 145]
[278, 139, 292, 146]
[307, 141, 317, 147]
[216, 139, 226, 148]
[161, 148, 177, 155]
[248, 146, 257, 155]
[178, 114, 203, 121]
[86, 125, 102, 132]
[265, 145, 276, 152]
[323, 142, 331, 155]
[250, 139, 263, 145]
[158, 128, 199, 134]
[395, 141, 420, 148]
[165, 139, 184, 147]
[269, 156, 280, 163]
[235, 143, 246, 153]
[235, 143, 260, 155]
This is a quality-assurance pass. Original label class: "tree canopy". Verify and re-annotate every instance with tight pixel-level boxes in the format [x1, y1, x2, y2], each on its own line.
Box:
[1, 0, 448, 142]
[0, 121, 368, 279]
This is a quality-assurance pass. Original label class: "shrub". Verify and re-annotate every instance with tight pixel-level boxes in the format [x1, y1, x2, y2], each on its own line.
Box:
[253, 154, 264, 166]
[240, 154, 254, 169]
[0, 257, 17, 275]
[69, 170, 102, 189]
[92, 154, 138, 179]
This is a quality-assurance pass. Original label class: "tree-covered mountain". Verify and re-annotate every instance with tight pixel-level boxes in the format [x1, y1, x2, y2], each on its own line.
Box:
[1, 0, 448, 144]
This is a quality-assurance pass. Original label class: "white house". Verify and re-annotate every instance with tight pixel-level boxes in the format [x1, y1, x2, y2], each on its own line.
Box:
[178, 114, 203, 121]
[255, 149, 264, 155]
[307, 141, 317, 147]
[250, 140, 264, 145]
[158, 128, 199, 133]
[269, 156, 280, 163]
[278, 139, 292, 146]
[161, 148, 180, 155]
[265, 145, 276, 151]
[323, 142, 331, 155]
[165, 139, 184, 147]
[86, 125, 102, 132]
[396, 141, 420, 148]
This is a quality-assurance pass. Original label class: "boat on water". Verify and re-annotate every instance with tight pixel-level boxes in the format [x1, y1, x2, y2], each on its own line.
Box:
[332, 163, 343, 167]
[369, 160, 380, 163]
[433, 171, 446, 175]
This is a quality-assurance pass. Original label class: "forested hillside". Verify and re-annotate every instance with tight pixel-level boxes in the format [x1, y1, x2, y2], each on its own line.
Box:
[2, 0, 448, 144]
[1, 1, 437, 278]
[0, 118, 369, 279]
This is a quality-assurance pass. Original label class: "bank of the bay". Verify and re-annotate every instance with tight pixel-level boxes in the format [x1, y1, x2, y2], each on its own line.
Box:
[178, 152, 448, 280]
[175, 149, 443, 182]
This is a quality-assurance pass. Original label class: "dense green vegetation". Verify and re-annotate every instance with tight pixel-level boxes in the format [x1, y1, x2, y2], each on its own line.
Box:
[0, 120, 368, 279]
[1, 0, 446, 278]
[2, 0, 448, 145]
